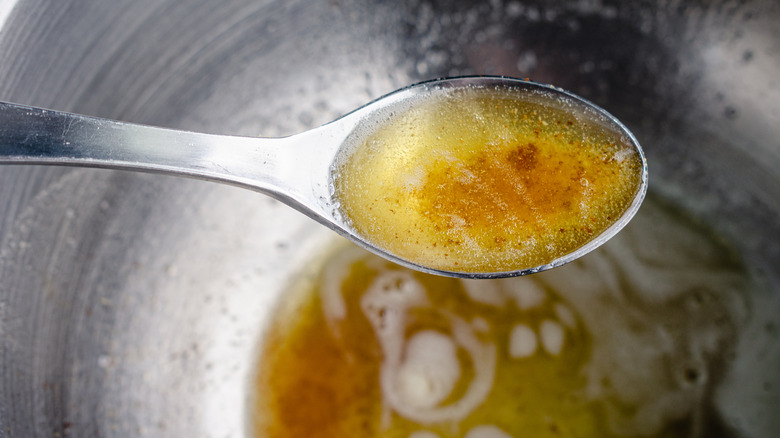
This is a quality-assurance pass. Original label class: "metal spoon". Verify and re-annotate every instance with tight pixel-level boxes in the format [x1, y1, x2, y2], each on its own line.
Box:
[0, 77, 647, 279]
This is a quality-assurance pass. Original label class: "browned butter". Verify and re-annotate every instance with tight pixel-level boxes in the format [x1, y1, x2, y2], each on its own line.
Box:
[333, 85, 643, 273]
[252, 195, 754, 438]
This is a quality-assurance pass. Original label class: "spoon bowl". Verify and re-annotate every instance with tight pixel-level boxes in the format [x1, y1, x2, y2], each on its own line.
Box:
[0, 76, 647, 278]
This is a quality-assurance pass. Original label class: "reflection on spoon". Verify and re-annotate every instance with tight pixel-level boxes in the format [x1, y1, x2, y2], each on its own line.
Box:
[0, 77, 647, 278]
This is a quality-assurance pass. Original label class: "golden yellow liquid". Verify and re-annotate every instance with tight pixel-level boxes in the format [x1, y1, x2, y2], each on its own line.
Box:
[252, 196, 754, 438]
[255, 251, 599, 438]
[334, 86, 644, 273]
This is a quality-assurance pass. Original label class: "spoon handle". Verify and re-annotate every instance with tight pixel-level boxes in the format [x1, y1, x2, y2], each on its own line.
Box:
[0, 101, 338, 217]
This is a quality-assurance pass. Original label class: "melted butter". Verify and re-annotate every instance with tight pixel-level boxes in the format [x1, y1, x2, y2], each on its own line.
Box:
[252, 196, 757, 438]
[254, 254, 598, 438]
[333, 85, 644, 273]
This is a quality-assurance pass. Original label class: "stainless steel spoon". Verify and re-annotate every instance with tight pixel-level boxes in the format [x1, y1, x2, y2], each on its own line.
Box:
[0, 76, 647, 279]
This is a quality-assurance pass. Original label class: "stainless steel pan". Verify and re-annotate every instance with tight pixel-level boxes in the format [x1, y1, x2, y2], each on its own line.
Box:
[0, 1, 777, 436]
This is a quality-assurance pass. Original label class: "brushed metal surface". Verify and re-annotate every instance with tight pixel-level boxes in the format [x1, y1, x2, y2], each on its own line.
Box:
[0, 0, 777, 437]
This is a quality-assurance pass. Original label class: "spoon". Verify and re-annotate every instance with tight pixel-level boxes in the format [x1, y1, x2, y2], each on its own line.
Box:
[0, 76, 647, 279]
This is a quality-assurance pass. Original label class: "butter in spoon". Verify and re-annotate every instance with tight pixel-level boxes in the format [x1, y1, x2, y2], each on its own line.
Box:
[0, 77, 647, 278]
